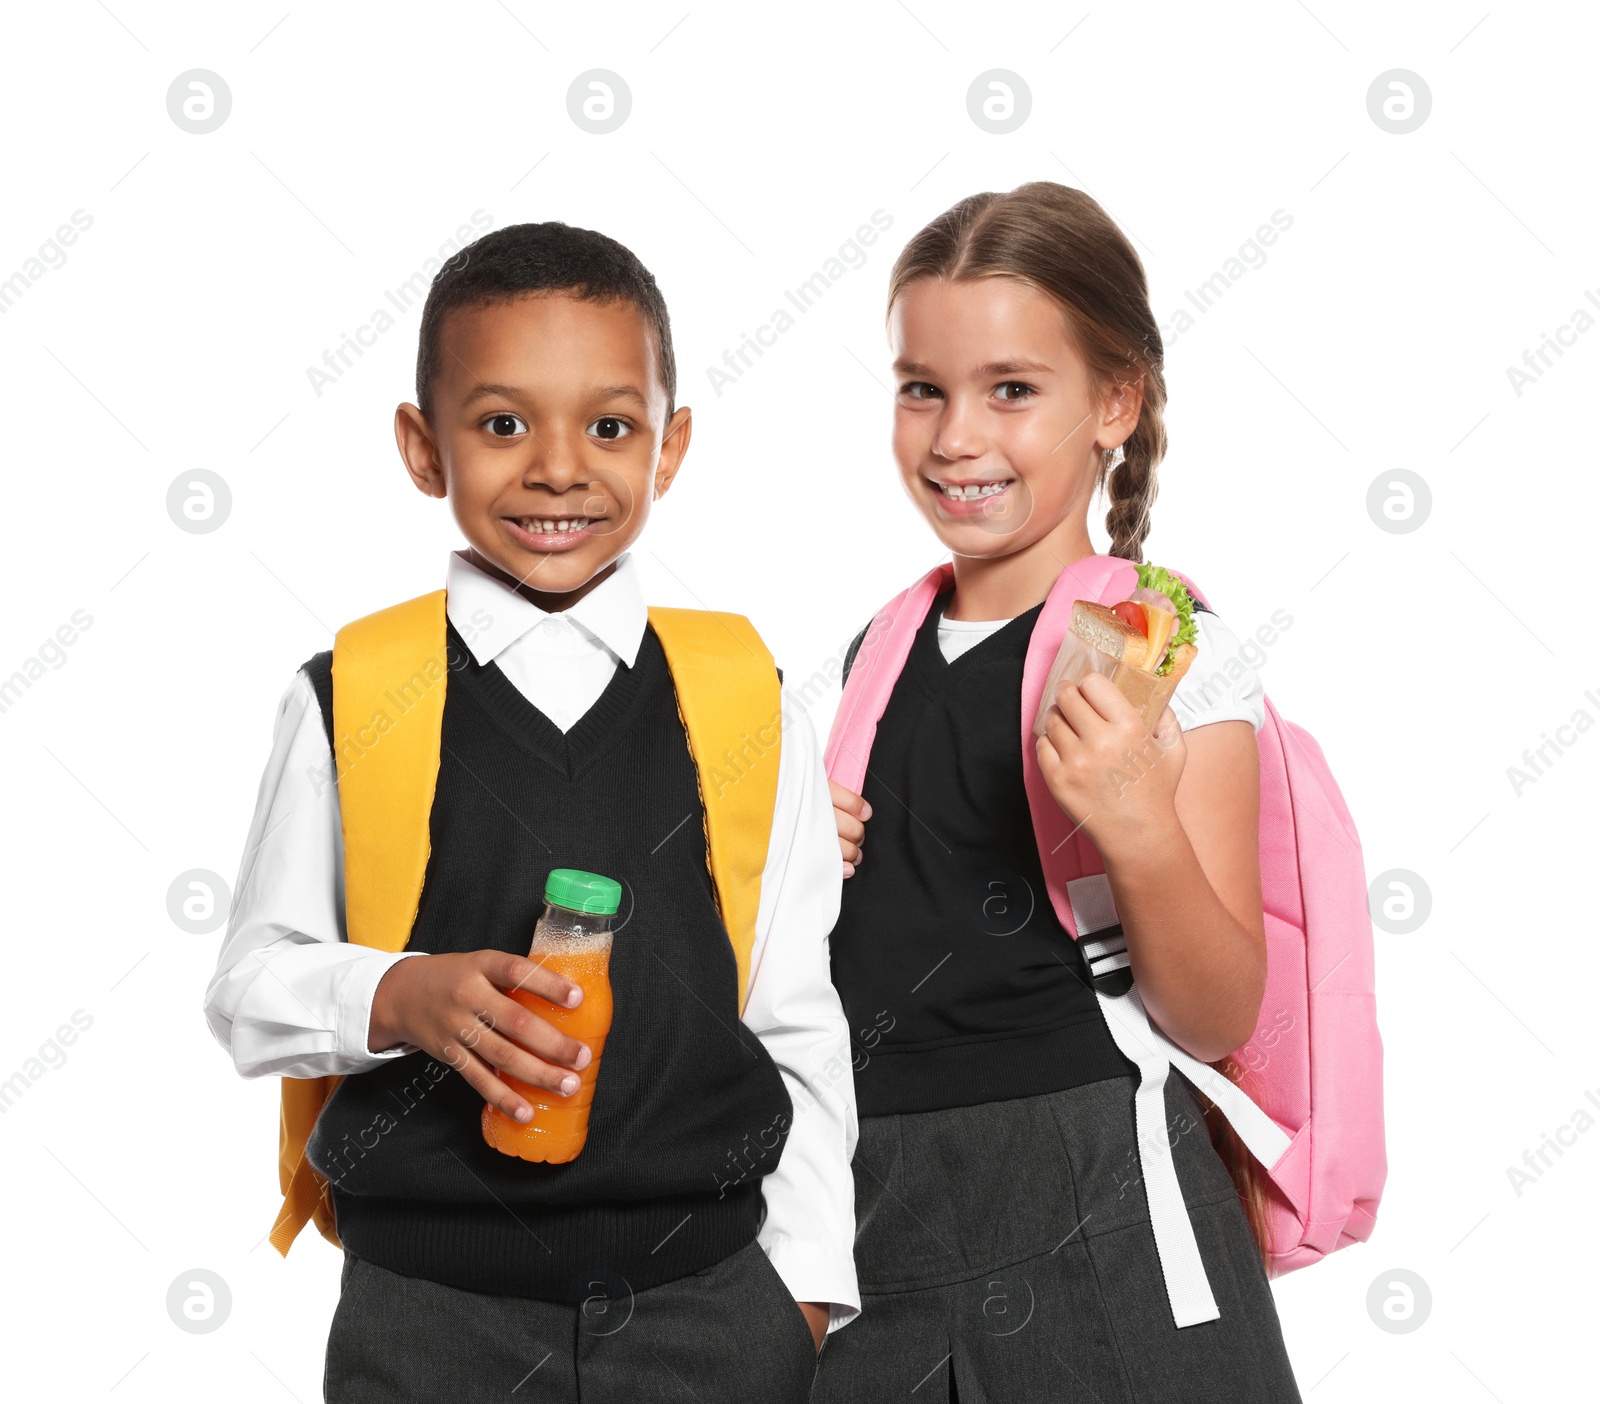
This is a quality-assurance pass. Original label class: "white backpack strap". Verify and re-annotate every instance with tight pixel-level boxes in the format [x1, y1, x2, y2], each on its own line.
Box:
[1164, 1042, 1293, 1172]
[1067, 875, 1292, 1329]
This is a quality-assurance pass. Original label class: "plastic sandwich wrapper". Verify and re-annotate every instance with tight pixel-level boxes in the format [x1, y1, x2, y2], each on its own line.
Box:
[1030, 606, 1195, 738]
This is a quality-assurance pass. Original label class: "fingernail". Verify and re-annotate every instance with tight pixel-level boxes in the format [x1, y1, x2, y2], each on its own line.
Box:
[574, 1045, 592, 1070]
[861, 802, 873, 820]
[567, 986, 583, 1008]
[515, 1105, 533, 1123]
[843, 862, 855, 879]
[560, 1074, 579, 1095]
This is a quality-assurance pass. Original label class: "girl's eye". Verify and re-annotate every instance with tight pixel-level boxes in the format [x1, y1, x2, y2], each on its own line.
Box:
[588, 416, 632, 441]
[899, 382, 943, 401]
[995, 382, 1036, 402]
[485, 413, 527, 437]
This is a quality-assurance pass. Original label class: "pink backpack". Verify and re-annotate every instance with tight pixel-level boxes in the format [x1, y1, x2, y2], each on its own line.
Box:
[825, 554, 1385, 1328]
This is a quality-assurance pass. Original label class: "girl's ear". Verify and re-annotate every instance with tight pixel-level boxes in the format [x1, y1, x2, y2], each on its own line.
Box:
[1097, 373, 1145, 451]
[395, 402, 448, 499]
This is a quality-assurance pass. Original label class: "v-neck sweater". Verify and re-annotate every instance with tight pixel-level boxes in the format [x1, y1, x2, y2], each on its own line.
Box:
[828, 593, 1135, 1117]
[300, 623, 794, 1301]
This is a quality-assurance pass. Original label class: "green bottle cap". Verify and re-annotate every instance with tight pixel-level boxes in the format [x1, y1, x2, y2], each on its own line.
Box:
[543, 868, 622, 916]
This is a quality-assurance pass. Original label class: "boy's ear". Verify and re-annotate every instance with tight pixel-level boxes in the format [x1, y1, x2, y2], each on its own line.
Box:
[395, 403, 447, 499]
[652, 405, 692, 500]
[1097, 374, 1144, 453]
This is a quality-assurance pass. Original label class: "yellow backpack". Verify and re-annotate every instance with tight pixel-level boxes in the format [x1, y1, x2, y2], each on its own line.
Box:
[270, 590, 781, 1255]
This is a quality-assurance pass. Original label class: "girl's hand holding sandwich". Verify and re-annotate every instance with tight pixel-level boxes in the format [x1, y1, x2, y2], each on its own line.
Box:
[1036, 676, 1186, 864]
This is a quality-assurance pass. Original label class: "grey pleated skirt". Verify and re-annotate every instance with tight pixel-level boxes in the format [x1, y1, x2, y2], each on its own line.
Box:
[813, 1072, 1303, 1403]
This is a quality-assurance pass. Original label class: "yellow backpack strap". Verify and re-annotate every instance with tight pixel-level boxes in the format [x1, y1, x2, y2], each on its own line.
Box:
[647, 608, 781, 1014]
[331, 590, 451, 955]
[270, 589, 450, 1256]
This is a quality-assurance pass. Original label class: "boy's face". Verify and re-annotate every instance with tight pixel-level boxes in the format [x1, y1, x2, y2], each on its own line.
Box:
[396, 292, 690, 605]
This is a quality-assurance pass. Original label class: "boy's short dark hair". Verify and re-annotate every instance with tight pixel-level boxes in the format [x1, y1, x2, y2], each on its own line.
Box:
[415, 221, 676, 420]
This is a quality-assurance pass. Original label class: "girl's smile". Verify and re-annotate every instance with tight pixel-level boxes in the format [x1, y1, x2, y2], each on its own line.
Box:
[925, 476, 1015, 512]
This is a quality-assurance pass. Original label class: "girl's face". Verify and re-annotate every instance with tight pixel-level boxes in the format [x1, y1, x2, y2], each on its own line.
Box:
[889, 276, 1138, 561]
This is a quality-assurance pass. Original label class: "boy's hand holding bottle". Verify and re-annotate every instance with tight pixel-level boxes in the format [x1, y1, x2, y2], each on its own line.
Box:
[480, 870, 618, 1162]
[368, 945, 592, 1127]
[369, 869, 619, 1158]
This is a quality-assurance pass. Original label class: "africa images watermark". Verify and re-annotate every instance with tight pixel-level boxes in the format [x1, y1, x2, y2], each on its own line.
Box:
[0, 609, 95, 717]
[1173, 608, 1294, 717]
[1505, 1083, 1600, 1197]
[707, 634, 862, 799]
[314, 1056, 455, 1188]
[712, 1043, 857, 1200]
[0, 1010, 94, 1113]
[305, 607, 492, 798]
[0, 210, 94, 315]
[1504, 686, 1600, 796]
[704, 210, 894, 398]
[1504, 283, 1600, 397]
[1156, 210, 1294, 345]
[304, 210, 493, 398]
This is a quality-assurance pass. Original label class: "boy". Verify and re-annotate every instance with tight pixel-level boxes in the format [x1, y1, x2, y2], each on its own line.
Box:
[205, 223, 858, 1402]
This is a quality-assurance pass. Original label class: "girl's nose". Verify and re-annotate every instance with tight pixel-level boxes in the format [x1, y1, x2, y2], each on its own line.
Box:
[931, 399, 985, 461]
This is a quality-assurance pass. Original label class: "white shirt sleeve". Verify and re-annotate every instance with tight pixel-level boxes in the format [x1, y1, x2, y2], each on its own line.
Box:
[202, 670, 426, 1079]
[741, 697, 861, 1334]
[1168, 610, 1267, 733]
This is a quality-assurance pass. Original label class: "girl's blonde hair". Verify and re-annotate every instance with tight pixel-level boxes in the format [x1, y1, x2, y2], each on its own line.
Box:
[887, 182, 1166, 562]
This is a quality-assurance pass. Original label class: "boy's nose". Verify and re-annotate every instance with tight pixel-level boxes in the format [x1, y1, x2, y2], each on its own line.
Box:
[520, 430, 588, 490]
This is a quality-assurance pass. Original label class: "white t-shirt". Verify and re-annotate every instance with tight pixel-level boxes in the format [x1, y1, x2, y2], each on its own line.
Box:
[936, 607, 1266, 732]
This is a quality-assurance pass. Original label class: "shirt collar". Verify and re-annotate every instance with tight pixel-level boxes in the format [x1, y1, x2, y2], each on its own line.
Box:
[445, 550, 647, 668]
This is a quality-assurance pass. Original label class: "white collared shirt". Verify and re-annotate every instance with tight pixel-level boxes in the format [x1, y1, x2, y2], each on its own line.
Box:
[203, 551, 860, 1330]
[453, 550, 646, 731]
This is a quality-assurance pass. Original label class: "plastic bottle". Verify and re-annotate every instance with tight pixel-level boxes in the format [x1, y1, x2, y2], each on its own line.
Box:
[481, 868, 620, 1163]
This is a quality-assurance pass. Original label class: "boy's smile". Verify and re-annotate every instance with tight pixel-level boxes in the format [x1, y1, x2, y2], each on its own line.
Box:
[395, 292, 690, 610]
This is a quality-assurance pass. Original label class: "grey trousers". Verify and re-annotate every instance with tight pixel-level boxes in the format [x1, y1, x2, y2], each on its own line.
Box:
[812, 1073, 1302, 1403]
[323, 1237, 818, 1403]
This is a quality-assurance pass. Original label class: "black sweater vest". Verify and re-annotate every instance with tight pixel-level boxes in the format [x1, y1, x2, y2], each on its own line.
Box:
[829, 594, 1136, 1117]
[302, 624, 792, 1301]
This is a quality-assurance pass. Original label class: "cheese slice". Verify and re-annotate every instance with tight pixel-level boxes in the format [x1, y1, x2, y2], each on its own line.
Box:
[1136, 603, 1177, 672]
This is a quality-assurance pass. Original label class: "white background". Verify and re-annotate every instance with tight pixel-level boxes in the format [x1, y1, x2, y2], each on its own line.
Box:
[1, 1, 1594, 1399]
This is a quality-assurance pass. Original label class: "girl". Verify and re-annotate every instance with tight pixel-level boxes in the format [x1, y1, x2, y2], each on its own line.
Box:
[814, 183, 1302, 1402]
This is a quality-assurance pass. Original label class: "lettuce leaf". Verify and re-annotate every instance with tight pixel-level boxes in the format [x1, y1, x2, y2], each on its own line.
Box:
[1134, 562, 1197, 675]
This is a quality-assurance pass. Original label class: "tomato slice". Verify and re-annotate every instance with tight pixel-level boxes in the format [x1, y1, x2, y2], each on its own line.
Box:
[1111, 600, 1148, 636]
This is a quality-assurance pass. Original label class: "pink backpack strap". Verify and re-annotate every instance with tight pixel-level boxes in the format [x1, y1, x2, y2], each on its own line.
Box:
[1019, 555, 1300, 1328]
[1019, 554, 1140, 937]
[1021, 555, 1214, 936]
[824, 562, 952, 794]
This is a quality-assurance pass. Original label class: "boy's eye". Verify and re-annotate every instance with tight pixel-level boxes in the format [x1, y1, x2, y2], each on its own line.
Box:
[995, 382, 1035, 402]
[588, 416, 632, 441]
[899, 381, 943, 401]
[485, 413, 527, 437]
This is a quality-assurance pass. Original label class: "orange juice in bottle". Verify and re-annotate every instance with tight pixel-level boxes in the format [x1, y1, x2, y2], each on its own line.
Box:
[482, 868, 620, 1163]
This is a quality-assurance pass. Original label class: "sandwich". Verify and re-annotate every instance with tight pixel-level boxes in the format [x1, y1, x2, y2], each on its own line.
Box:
[1032, 563, 1200, 736]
